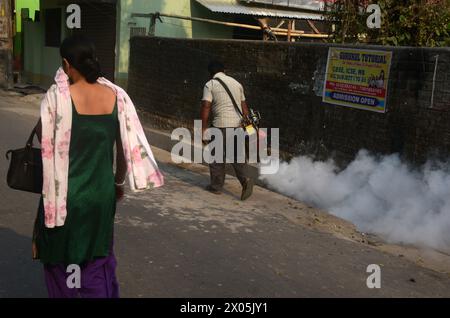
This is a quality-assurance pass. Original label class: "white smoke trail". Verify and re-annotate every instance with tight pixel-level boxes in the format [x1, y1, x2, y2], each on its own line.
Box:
[261, 150, 450, 252]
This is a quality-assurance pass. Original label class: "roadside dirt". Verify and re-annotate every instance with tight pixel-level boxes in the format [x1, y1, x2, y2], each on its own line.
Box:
[4, 89, 450, 276]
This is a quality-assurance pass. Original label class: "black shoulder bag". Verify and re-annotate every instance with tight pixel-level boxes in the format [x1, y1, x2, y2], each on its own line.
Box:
[5, 127, 43, 194]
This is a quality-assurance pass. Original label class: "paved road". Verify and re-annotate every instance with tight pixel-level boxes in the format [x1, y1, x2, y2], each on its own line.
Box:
[1, 91, 450, 298]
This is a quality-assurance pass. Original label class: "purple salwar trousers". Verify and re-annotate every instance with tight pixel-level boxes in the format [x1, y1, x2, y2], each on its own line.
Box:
[43, 250, 119, 298]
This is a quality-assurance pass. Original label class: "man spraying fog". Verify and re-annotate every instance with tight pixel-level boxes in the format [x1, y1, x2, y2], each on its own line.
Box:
[200, 60, 254, 201]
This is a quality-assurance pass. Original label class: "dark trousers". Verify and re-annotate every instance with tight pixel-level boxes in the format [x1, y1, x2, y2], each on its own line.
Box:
[209, 127, 249, 191]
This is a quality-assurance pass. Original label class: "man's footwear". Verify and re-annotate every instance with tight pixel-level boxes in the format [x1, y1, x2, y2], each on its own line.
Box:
[206, 185, 222, 195]
[241, 178, 254, 201]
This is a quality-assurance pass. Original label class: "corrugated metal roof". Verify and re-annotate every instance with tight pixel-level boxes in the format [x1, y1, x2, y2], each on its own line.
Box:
[195, 0, 325, 20]
[244, 0, 325, 12]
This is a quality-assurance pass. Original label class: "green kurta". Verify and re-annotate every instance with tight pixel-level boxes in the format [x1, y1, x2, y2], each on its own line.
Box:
[35, 99, 119, 265]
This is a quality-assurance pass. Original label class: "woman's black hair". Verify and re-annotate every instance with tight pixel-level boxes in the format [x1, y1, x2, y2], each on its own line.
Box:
[60, 35, 102, 84]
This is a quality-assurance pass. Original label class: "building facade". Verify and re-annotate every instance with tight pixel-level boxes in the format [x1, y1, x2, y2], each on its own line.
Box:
[20, 0, 326, 88]
[21, 0, 233, 88]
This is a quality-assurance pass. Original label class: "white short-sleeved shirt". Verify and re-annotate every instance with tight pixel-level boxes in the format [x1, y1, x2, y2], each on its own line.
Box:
[202, 72, 246, 128]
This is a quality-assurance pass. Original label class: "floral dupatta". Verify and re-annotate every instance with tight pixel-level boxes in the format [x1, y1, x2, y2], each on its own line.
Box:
[40, 68, 164, 228]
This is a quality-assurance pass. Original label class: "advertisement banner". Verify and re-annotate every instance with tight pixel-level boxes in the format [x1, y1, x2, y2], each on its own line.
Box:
[323, 47, 392, 113]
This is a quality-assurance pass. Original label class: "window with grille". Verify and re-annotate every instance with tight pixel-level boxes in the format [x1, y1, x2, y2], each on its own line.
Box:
[130, 27, 147, 37]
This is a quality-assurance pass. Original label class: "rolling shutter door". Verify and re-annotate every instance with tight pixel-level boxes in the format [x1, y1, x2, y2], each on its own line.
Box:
[74, 2, 116, 82]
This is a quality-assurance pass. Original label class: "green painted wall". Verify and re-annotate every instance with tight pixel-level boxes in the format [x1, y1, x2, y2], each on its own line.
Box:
[117, 0, 233, 87]
[23, 18, 62, 86]
[40, 0, 68, 82]
[22, 0, 67, 86]
[13, 0, 40, 61]
[23, 0, 234, 88]
[190, 0, 233, 40]
[116, 0, 193, 87]
[15, 0, 39, 32]
[23, 20, 42, 76]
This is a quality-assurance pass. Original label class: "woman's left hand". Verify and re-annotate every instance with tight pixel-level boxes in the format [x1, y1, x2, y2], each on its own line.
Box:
[32, 241, 38, 260]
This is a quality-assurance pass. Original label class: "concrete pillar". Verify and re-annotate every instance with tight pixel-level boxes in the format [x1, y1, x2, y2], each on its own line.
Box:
[0, 0, 13, 88]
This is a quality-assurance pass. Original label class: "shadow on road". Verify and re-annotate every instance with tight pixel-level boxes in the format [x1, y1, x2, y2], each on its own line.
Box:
[158, 161, 241, 200]
[0, 227, 47, 298]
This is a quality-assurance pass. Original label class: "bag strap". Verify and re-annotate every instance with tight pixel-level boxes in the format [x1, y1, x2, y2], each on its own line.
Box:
[213, 77, 245, 119]
[26, 126, 37, 148]
[5, 127, 37, 160]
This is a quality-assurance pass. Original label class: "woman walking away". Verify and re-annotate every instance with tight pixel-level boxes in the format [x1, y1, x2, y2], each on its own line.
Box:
[33, 35, 164, 298]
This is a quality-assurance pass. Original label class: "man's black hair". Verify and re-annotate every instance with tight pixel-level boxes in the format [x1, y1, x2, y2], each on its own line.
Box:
[208, 60, 225, 76]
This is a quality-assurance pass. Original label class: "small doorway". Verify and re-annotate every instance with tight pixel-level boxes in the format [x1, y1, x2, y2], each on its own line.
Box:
[72, 1, 117, 82]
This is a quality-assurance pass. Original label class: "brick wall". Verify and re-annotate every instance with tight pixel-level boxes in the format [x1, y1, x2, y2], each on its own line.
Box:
[128, 37, 450, 165]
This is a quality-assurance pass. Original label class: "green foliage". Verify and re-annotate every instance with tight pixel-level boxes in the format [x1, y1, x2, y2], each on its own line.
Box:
[325, 0, 450, 47]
